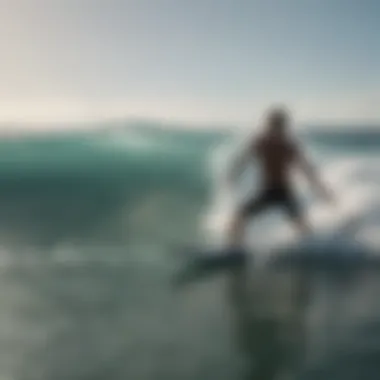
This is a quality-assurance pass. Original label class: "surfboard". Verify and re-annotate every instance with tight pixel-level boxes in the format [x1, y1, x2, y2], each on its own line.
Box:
[269, 247, 370, 270]
[172, 242, 377, 288]
[172, 247, 248, 285]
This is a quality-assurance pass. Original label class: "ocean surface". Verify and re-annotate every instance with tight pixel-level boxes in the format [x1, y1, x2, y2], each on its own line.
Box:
[0, 120, 380, 380]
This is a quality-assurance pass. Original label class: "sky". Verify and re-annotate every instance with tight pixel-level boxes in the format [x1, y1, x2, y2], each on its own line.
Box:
[0, 0, 379, 129]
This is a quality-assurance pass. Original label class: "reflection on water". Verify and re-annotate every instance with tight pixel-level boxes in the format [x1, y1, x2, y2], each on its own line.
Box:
[226, 265, 309, 380]
[2, 253, 380, 380]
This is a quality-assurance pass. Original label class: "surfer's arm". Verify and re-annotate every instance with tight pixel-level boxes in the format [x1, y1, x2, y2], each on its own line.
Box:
[227, 138, 258, 185]
[227, 147, 250, 185]
[296, 148, 334, 202]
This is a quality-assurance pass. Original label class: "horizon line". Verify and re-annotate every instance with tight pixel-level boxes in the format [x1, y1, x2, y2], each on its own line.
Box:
[0, 116, 379, 137]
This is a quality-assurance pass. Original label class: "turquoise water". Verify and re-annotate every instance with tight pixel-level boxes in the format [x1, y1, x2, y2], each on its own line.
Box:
[0, 121, 380, 380]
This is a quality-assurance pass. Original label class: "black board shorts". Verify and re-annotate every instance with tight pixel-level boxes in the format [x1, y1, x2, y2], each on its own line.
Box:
[239, 186, 302, 220]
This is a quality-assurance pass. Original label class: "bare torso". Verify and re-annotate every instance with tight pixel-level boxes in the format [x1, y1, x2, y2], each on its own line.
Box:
[253, 135, 299, 188]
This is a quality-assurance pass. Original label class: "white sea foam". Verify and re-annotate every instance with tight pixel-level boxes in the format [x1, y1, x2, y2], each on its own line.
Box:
[204, 136, 380, 256]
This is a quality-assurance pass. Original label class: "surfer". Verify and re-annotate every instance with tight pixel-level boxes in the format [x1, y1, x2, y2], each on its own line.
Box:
[227, 106, 334, 250]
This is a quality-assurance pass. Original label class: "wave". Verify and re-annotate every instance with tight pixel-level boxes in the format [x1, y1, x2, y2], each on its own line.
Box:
[0, 120, 379, 257]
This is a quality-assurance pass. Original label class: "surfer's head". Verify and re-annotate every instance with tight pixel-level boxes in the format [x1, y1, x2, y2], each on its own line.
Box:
[265, 106, 290, 137]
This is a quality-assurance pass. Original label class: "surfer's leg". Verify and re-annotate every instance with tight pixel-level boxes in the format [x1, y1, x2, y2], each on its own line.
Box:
[227, 214, 246, 249]
[291, 215, 312, 236]
[282, 191, 311, 237]
[227, 193, 269, 249]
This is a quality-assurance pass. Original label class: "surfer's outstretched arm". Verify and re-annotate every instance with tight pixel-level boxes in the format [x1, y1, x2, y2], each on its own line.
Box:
[227, 142, 252, 186]
[296, 149, 334, 203]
